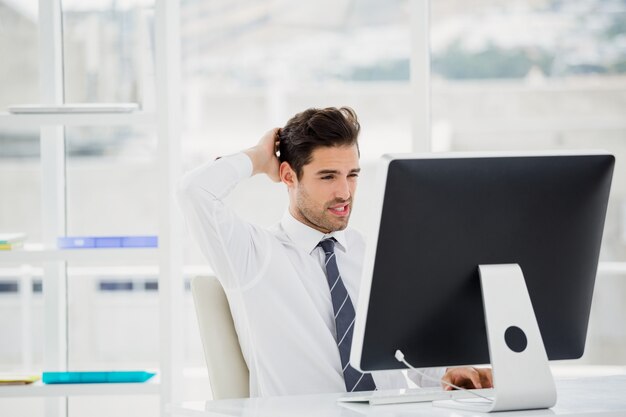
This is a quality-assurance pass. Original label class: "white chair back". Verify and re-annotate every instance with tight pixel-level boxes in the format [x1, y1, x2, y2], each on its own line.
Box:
[191, 276, 249, 399]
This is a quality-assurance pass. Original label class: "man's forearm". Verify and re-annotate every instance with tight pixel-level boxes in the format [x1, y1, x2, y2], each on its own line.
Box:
[244, 146, 269, 177]
[177, 152, 258, 289]
[179, 153, 252, 202]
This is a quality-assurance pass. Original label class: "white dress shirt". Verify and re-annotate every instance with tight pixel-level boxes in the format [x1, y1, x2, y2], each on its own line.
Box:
[178, 152, 444, 397]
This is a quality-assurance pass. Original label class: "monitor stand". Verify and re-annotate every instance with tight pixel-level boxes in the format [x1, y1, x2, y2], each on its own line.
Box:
[434, 263, 557, 413]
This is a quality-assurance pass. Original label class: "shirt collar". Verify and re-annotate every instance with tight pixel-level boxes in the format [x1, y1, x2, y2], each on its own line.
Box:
[280, 211, 349, 255]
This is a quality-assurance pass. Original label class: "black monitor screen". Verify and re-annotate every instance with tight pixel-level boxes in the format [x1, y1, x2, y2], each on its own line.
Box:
[355, 153, 614, 371]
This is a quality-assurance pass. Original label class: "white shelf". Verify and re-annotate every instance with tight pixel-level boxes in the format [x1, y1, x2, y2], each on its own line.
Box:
[598, 262, 626, 275]
[0, 380, 160, 398]
[0, 265, 215, 279]
[0, 245, 159, 264]
[0, 111, 157, 128]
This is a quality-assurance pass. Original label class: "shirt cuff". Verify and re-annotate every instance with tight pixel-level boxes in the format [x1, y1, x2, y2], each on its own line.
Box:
[221, 152, 253, 180]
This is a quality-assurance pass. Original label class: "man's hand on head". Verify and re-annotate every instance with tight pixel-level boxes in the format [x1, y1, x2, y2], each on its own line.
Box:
[245, 128, 281, 182]
[442, 367, 493, 391]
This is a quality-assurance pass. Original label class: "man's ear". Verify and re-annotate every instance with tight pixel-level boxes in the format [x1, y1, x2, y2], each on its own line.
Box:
[280, 161, 297, 188]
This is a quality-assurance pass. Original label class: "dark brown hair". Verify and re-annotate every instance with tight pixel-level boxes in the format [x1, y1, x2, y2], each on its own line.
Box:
[278, 107, 360, 179]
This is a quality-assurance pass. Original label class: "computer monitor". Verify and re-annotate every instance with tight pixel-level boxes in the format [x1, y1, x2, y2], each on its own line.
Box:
[351, 151, 614, 412]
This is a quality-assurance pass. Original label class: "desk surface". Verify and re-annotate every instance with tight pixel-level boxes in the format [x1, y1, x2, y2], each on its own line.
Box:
[168, 375, 626, 417]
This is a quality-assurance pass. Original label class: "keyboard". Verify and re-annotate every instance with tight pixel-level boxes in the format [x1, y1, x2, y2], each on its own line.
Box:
[337, 387, 495, 405]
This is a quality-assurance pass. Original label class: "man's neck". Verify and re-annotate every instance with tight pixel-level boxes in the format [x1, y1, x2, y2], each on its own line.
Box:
[288, 206, 331, 234]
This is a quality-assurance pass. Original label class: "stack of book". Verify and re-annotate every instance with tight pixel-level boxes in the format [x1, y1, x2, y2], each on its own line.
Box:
[57, 235, 158, 249]
[0, 233, 26, 250]
[0, 374, 40, 385]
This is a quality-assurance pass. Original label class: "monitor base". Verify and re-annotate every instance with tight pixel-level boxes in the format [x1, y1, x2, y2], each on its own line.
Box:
[435, 264, 557, 412]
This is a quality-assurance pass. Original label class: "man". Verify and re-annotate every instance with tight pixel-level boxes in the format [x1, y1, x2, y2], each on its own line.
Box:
[178, 107, 492, 397]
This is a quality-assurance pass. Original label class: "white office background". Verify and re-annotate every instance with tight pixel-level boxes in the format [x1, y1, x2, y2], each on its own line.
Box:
[1, 0, 625, 416]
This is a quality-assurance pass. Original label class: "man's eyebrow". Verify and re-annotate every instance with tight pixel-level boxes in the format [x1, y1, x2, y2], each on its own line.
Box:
[315, 168, 361, 175]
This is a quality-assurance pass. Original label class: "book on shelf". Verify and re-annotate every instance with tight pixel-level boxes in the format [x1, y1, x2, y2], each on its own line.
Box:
[0, 374, 40, 385]
[57, 235, 158, 249]
[0, 242, 24, 251]
[8, 103, 139, 114]
[42, 371, 155, 384]
[0, 233, 26, 250]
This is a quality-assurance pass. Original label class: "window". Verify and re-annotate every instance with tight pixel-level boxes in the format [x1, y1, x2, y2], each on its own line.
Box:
[180, 0, 414, 245]
[431, 0, 626, 365]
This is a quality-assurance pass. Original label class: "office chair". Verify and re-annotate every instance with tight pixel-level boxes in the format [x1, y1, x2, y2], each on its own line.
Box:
[190, 276, 250, 399]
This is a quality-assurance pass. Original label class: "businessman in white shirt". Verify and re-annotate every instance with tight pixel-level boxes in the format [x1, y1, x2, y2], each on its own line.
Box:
[178, 107, 493, 397]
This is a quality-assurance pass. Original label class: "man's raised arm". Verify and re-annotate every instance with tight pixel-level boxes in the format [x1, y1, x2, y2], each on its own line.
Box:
[177, 129, 281, 289]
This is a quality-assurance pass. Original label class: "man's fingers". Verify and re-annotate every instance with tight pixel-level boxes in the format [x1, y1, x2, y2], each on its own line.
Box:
[260, 128, 280, 148]
[442, 367, 494, 390]
[468, 368, 482, 389]
[479, 368, 493, 388]
[454, 368, 482, 389]
[443, 368, 480, 390]
[441, 373, 453, 390]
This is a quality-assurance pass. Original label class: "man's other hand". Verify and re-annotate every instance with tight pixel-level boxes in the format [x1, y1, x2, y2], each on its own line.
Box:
[442, 367, 493, 390]
[245, 128, 281, 182]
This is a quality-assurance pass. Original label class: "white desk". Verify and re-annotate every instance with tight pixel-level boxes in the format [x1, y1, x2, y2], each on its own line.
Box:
[168, 375, 626, 417]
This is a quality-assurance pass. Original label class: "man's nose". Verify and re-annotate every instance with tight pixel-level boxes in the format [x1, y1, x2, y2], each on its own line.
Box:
[335, 178, 351, 200]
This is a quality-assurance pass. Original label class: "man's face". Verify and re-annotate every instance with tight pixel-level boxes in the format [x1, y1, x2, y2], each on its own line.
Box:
[290, 145, 360, 234]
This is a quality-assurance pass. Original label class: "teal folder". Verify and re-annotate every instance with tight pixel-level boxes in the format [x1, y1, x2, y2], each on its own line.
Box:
[42, 371, 155, 384]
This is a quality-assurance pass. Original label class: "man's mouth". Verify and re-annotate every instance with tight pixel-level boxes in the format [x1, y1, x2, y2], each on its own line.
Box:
[328, 203, 350, 217]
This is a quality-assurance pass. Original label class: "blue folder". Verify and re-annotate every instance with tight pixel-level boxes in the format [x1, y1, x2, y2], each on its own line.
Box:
[57, 236, 158, 249]
[42, 371, 155, 384]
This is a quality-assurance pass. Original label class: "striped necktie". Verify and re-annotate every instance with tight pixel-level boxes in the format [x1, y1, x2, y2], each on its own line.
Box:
[318, 238, 376, 392]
